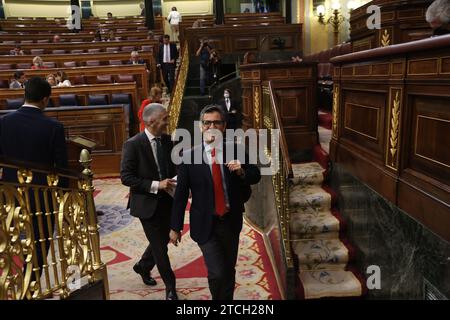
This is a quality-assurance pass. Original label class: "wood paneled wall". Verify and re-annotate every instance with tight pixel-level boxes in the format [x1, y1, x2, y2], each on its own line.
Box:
[350, 0, 434, 52]
[183, 23, 302, 56]
[330, 35, 450, 241]
[240, 61, 318, 153]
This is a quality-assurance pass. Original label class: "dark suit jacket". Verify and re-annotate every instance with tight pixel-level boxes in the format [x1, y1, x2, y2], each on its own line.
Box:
[158, 43, 179, 65]
[0, 106, 68, 185]
[120, 132, 175, 219]
[171, 141, 261, 245]
[218, 98, 241, 130]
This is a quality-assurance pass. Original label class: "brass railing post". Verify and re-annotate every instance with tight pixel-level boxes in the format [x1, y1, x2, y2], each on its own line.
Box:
[79, 150, 100, 269]
[79, 149, 110, 299]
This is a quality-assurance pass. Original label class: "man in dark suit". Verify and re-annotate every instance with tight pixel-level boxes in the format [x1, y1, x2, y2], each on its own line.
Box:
[120, 103, 178, 300]
[0, 76, 68, 283]
[170, 105, 261, 300]
[218, 88, 241, 130]
[157, 34, 178, 94]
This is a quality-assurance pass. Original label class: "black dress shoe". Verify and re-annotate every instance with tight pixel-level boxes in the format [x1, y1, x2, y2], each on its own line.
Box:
[166, 289, 178, 300]
[133, 263, 157, 286]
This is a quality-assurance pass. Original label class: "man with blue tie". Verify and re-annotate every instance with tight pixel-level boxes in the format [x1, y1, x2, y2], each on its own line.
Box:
[120, 103, 178, 300]
[170, 105, 261, 300]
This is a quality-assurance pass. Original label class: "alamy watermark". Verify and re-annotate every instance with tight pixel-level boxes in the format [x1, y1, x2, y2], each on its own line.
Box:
[66, 5, 81, 30]
[366, 5, 381, 30]
[171, 124, 280, 176]
[66, 265, 81, 291]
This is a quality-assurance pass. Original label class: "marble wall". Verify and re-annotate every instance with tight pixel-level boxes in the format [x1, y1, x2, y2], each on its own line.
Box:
[331, 163, 450, 300]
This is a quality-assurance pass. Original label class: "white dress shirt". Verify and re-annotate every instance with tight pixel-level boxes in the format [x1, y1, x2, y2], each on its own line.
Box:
[144, 128, 163, 194]
[225, 97, 231, 111]
[163, 44, 171, 63]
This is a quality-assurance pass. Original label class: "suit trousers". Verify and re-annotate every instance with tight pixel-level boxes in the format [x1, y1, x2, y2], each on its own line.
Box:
[138, 195, 175, 291]
[161, 63, 176, 93]
[198, 214, 241, 300]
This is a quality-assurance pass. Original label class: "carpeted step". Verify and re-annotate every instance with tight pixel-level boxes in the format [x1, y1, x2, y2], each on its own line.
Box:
[292, 239, 350, 266]
[298, 269, 363, 299]
[291, 231, 340, 240]
[298, 262, 348, 271]
[291, 162, 325, 186]
[318, 111, 332, 130]
[290, 210, 340, 237]
[289, 185, 332, 212]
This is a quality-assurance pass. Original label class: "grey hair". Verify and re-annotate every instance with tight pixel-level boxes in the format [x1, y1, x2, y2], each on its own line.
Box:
[426, 0, 450, 24]
[142, 103, 166, 123]
[131, 50, 139, 57]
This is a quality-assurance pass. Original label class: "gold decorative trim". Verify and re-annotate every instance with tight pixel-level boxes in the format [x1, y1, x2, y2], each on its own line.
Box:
[389, 92, 400, 166]
[332, 85, 339, 139]
[254, 86, 261, 129]
[385, 88, 402, 170]
[381, 29, 391, 47]
[1, 150, 109, 300]
[414, 115, 450, 169]
[343, 103, 380, 141]
[168, 41, 190, 134]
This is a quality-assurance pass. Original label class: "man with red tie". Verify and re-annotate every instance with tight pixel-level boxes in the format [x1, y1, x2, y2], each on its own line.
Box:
[169, 105, 261, 300]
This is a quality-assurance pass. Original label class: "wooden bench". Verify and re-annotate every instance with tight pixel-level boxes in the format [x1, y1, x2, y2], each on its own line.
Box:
[0, 83, 141, 133]
[0, 31, 161, 43]
[0, 104, 129, 174]
[0, 39, 157, 55]
[0, 51, 156, 85]
[0, 64, 149, 100]
[224, 12, 285, 25]
[1, 16, 163, 30]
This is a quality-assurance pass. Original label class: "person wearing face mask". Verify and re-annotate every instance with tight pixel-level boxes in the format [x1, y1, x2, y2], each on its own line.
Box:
[218, 89, 240, 130]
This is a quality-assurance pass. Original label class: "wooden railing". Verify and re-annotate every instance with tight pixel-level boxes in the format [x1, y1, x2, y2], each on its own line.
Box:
[0, 151, 109, 299]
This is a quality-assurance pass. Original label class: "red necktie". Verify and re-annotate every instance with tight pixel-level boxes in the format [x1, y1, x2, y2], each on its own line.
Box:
[211, 148, 227, 216]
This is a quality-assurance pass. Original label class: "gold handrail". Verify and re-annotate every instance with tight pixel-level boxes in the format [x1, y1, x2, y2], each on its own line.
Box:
[168, 40, 190, 134]
[0, 150, 109, 300]
[261, 82, 294, 269]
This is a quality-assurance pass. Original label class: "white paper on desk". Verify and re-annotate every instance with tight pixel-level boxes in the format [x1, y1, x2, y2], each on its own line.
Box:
[167, 175, 177, 198]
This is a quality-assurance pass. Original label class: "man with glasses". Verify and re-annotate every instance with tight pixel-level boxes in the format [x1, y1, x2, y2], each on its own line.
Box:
[169, 105, 261, 300]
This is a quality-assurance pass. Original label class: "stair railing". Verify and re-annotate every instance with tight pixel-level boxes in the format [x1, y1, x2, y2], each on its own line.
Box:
[168, 40, 190, 134]
[0, 150, 109, 300]
[261, 81, 294, 280]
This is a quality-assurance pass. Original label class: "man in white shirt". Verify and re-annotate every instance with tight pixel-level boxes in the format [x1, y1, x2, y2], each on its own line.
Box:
[120, 103, 178, 300]
[167, 6, 181, 41]
[157, 35, 178, 94]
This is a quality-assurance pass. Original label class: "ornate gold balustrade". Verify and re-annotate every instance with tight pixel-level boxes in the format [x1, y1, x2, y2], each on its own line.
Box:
[168, 41, 190, 134]
[0, 150, 109, 300]
[256, 81, 296, 298]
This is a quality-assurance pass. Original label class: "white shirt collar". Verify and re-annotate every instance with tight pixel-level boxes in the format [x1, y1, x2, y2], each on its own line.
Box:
[22, 103, 41, 109]
[204, 141, 223, 153]
[144, 128, 160, 142]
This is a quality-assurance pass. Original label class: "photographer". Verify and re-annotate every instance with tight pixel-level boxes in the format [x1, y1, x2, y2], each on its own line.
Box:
[196, 37, 212, 95]
[209, 49, 221, 86]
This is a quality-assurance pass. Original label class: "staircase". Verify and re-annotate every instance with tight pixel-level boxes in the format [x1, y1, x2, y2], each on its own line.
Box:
[177, 56, 239, 136]
[289, 115, 366, 299]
